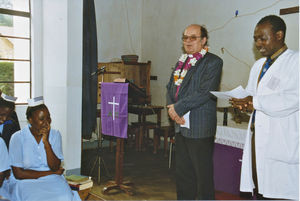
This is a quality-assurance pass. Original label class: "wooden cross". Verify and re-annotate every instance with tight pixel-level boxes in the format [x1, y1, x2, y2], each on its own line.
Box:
[280, 6, 299, 15]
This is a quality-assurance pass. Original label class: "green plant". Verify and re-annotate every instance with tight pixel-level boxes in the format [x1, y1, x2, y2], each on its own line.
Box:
[0, 61, 14, 95]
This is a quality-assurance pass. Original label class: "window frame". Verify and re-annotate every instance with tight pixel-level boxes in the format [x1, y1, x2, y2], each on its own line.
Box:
[0, 3, 31, 105]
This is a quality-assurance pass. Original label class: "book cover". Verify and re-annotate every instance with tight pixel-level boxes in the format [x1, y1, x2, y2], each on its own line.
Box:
[68, 180, 93, 191]
[65, 174, 90, 182]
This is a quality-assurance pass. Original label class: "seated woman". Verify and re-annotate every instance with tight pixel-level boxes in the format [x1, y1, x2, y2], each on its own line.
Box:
[0, 137, 11, 200]
[9, 96, 81, 201]
[0, 93, 20, 149]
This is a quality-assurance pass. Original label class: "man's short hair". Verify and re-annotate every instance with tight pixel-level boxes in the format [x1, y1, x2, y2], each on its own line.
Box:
[257, 15, 286, 41]
[200, 25, 208, 46]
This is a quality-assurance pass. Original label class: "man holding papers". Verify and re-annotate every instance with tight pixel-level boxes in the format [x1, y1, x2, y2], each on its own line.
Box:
[231, 15, 299, 200]
[166, 24, 223, 200]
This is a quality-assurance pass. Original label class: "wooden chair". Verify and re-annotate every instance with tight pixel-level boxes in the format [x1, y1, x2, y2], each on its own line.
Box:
[127, 123, 139, 148]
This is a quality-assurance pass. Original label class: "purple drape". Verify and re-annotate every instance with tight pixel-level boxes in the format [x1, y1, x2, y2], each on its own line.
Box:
[101, 83, 128, 138]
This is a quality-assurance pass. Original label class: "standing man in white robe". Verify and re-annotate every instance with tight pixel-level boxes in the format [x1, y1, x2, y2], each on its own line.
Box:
[231, 15, 299, 199]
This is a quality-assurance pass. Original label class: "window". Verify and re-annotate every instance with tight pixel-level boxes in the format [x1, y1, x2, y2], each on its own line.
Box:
[0, 0, 31, 104]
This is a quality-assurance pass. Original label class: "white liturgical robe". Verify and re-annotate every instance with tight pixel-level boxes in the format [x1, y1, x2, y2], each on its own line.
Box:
[240, 49, 299, 199]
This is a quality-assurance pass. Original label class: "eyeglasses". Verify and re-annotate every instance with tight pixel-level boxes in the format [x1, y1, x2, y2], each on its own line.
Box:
[182, 35, 201, 42]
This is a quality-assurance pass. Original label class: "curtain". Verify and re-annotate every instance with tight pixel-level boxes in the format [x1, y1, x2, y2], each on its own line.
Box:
[82, 0, 98, 139]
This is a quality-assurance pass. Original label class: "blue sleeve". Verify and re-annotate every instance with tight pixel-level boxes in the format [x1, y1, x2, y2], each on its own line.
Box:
[50, 129, 64, 161]
[8, 131, 24, 168]
[0, 138, 10, 172]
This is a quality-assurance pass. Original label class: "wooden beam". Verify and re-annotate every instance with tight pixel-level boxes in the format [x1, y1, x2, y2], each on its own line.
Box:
[0, 8, 30, 18]
[280, 6, 299, 15]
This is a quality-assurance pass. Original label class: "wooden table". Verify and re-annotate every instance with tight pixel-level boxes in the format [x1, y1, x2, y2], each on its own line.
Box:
[128, 105, 164, 151]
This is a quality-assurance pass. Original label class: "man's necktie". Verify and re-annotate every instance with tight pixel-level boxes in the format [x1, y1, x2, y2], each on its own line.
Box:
[252, 57, 272, 126]
[258, 57, 272, 82]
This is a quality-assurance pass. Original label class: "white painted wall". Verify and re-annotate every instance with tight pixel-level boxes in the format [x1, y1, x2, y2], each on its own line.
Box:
[95, 0, 299, 126]
[95, 0, 142, 62]
[16, 0, 83, 174]
[65, 0, 83, 173]
[42, 0, 82, 173]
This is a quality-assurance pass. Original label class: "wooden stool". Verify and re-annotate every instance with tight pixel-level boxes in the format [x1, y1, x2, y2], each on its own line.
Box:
[131, 121, 158, 152]
[153, 125, 175, 157]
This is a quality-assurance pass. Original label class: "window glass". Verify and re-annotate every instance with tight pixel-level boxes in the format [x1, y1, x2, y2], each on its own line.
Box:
[0, 14, 30, 37]
[0, 0, 30, 104]
[0, 37, 30, 60]
[0, 82, 31, 104]
[0, 60, 30, 81]
[15, 83, 30, 103]
[0, 0, 29, 13]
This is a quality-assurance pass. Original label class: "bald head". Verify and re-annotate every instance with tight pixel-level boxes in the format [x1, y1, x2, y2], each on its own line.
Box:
[184, 24, 208, 46]
[182, 24, 208, 54]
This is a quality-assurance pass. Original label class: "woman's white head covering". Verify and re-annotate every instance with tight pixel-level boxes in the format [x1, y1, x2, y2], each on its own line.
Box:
[1, 93, 17, 103]
[27, 96, 44, 107]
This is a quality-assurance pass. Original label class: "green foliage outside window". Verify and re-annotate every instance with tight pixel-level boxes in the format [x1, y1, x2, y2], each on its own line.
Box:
[0, 62, 14, 95]
[0, 0, 13, 27]
[0, 14, 13, 27]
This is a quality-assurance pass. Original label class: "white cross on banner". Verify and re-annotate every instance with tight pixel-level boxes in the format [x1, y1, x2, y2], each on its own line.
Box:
[108, 96, 119, 120]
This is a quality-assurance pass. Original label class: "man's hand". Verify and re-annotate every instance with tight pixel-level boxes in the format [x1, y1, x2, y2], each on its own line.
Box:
[230, 96, 253, 113]
[174, 116, 185, 125]
[167, 104, 177, 120]
[167, 104, 185, 125]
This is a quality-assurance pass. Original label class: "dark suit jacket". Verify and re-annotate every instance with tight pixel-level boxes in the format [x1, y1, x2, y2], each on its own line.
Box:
[166, 52, 223, 138]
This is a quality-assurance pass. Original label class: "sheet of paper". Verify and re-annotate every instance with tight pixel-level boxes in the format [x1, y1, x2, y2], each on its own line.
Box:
[210, 85, 251, 100]
[180, 111, 190, 129]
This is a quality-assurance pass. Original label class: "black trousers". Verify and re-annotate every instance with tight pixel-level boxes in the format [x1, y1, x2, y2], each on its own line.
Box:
[175, 133, 215, 200]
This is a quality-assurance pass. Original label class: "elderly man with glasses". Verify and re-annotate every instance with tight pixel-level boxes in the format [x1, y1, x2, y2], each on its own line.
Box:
[166, 24, 223, 200]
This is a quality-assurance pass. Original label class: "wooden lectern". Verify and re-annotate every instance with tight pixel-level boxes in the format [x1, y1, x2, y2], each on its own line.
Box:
[98, 61, 156, 196]
[102, 138, 134, 195]
[101, 80, 148, 196]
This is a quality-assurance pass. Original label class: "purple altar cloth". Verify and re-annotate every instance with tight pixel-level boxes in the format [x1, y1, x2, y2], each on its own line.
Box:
[213, 143, 243, 195]
[101, 83, 128, 138]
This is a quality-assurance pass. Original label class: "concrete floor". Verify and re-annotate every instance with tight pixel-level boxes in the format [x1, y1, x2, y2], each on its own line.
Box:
[81, 138, 251, 201]
[81, 140, 177, 200]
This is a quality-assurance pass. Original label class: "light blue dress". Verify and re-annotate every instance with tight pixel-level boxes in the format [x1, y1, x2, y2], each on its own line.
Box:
[9, 125, 81, 201]
[0, 137, 10, 200]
